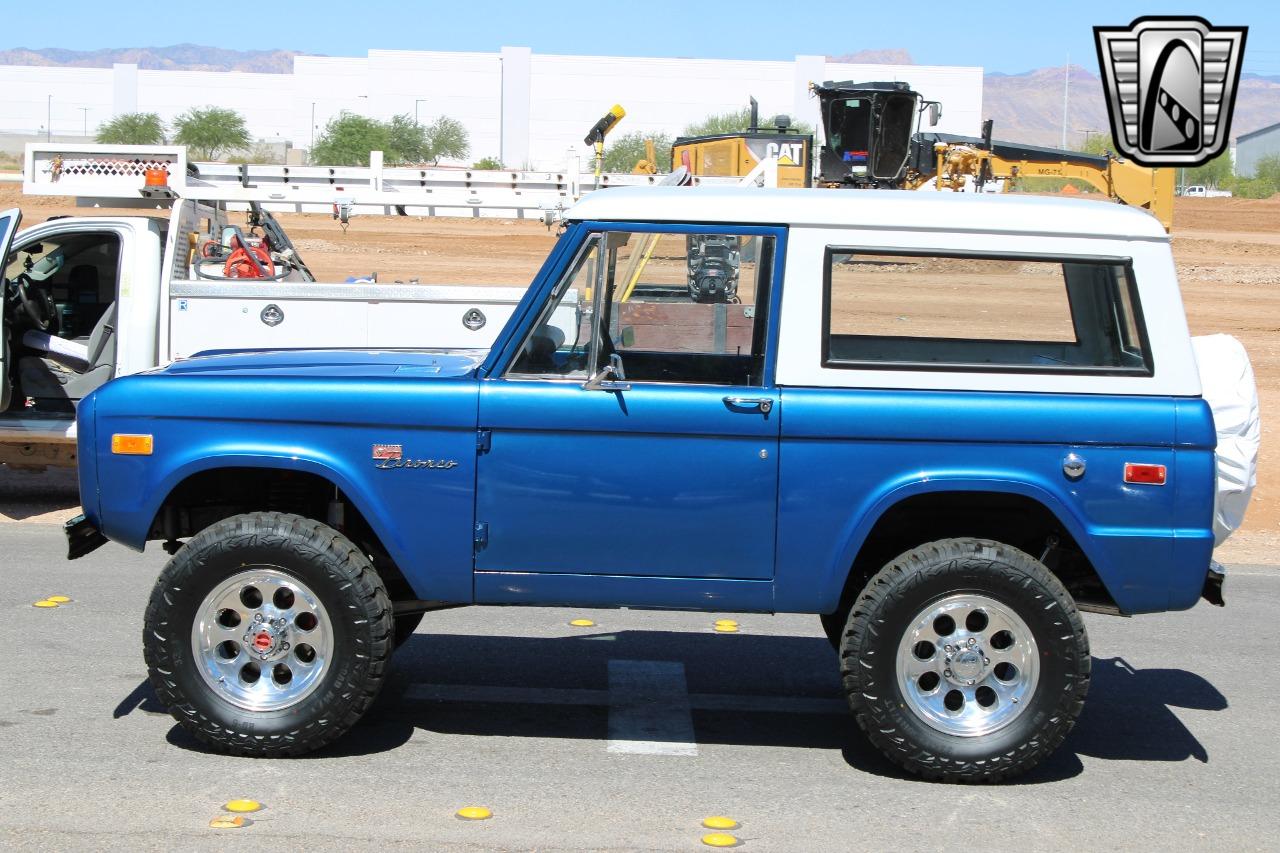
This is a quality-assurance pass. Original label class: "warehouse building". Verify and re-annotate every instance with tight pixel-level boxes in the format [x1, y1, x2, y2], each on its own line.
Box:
[1235, 122, 1280, 178]
[0, 48, 983, 169]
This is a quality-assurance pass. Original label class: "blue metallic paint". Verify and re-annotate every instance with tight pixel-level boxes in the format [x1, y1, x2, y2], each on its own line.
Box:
[476, 380, 780, 585]
[776, 388, 1216, 615]
[89, 366, 481, 603]
[78, 219, 1217, 617]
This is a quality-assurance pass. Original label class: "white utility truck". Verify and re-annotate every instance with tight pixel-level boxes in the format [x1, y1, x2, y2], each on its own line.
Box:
[1, 143, 630, 469]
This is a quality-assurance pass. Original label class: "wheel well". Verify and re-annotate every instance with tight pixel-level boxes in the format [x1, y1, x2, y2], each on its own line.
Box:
[832, 491, 1117, 616]
[148, 467, 415, 601]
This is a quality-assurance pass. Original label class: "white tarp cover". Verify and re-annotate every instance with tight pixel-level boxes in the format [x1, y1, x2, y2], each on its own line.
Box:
[1192, 334, 1261, 545]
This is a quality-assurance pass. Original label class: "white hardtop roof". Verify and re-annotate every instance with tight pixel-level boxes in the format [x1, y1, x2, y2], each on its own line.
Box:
[567, 186, 1169, 241]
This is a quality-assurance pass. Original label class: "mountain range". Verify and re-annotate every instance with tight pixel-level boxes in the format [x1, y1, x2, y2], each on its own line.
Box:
[4, 45, 1278, 147]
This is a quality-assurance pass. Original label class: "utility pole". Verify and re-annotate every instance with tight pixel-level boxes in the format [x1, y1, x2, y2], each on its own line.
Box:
[1060, 55, 1070, 150]
[47, 94, 52, 141]
[310, 102, 316, 152]
[79, 107, 90, 137]
[415, 99, 428, 126]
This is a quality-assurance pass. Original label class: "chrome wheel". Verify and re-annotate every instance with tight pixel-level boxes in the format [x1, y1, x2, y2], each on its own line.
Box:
[191, 567, 333, 712]
[895, 593, 1039, 737]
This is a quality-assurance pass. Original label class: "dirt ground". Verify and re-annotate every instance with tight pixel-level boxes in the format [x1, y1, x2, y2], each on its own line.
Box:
[2, 185, 1276, 559]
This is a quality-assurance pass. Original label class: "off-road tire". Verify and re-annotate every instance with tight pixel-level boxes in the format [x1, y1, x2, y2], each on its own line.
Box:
[143, 512, 393, 756]
[838, 537, 1090, 783]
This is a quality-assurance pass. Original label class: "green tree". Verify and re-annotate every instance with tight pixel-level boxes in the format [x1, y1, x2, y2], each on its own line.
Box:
[95, 112, 165, 145]
[472, 156, 504, 170]
[172, 107, 251, 161]
[1229, 153, 1280, 198]
[424, 116, 469, 164]
[1077, 133, 1115, 156]
[385, 113, 429, 164]
[1186, 151, 1234, 189]
[602, 131, 673, 173]
[683, 108, 813, 138]
[310, 113, 390, 166]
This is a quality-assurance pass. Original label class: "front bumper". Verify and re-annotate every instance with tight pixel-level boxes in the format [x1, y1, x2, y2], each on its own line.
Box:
[65, 513, 107, 560]
[1201, 560, 1226, 607]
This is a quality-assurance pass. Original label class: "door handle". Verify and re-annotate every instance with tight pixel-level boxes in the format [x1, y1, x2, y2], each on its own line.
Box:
[724, 396, 773, 414]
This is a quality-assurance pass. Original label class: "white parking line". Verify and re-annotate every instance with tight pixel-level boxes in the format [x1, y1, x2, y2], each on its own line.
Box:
[606, 659, 698, 756]
[404, 679, 849, 720]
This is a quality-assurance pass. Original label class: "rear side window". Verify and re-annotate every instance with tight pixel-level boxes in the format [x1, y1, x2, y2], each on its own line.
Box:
[823, 249, 1152, 374]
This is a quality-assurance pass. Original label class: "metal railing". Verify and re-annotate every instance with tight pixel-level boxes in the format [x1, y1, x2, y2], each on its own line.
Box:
[21, 143, 754, 219]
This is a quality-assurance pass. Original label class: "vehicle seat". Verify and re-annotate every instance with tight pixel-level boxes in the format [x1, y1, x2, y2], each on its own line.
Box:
[18, 302, 117, 404]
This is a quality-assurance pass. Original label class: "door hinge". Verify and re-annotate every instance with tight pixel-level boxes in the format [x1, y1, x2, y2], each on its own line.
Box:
[476, 428, 492, 455]
[473, 521, 489, 552]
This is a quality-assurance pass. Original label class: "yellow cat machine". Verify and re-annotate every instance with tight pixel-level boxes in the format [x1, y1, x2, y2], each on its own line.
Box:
[671, 97, 814, 188]
[673, 81, 1175, 230]
[906, 122, 1176, 230]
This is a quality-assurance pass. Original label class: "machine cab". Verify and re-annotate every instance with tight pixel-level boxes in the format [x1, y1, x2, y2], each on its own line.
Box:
[814, 80, 923, 187]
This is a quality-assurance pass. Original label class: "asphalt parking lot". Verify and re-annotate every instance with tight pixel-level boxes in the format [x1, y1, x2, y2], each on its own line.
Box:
[2, 516, 1278, 852]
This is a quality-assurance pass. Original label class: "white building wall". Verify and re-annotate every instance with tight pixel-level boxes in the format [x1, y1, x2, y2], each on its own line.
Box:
[365, 50, 502, 162]
[0, 66, 114, 136]
[137, 70, 297, 141]
[527, 54, 796, 168]
[0, 49, 984, 169]
[290, 56, 370, 153]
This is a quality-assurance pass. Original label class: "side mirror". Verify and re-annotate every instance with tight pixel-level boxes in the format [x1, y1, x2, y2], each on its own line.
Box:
[928, 102, 942, 127]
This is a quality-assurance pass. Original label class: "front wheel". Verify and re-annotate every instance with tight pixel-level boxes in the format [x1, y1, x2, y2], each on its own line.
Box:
[838, 538, 1090, 782]
[143, 512, 393, 756]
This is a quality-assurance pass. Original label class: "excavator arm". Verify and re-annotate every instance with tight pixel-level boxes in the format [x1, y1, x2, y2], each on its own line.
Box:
[911, 133, 1176, 231]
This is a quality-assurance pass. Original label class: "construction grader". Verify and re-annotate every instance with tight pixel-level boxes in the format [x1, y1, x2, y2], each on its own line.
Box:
[669, 80, 1175, 230]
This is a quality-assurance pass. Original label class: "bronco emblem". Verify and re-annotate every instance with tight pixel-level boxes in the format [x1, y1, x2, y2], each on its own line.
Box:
[375, 457, 459, 470]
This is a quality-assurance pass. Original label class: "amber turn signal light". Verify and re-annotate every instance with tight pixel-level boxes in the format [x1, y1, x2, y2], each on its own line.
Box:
[111, 434, 154, 455]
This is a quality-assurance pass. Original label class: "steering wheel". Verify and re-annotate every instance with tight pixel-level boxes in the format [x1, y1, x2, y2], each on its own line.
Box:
[13, 273, 55, 331]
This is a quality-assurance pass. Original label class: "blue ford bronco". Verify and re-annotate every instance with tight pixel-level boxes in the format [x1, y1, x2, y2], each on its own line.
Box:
[63, 187, 1255, 782]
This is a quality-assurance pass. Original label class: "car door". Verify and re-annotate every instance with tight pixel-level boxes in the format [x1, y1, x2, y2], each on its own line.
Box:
[475, 225, 785, 596]
[0, 208, 23, 412]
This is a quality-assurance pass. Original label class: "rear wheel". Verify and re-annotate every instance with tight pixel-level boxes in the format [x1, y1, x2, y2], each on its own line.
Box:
[838, 537, 1090, 782]
[143, 512, 393, 756]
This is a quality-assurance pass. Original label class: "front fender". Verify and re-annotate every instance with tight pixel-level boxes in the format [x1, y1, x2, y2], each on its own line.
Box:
[130, 447, 415, 569]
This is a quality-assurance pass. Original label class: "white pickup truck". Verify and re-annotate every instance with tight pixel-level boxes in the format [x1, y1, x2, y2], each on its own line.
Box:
[0, 199, 526, 469]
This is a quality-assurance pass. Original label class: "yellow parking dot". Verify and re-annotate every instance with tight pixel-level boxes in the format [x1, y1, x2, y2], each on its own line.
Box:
[702, 832, 741, 847]
[209, 815, 246, 829]
[32, 600, 59, 608]
[713, 623, 739, 633]
[46, 596, 72, 604]
[714, 619, 737, 626]
[702, 816, 740, 830]
[569, 618, 595, 627]
[223, 800, 262, 813]
[456, 806, 492, 821]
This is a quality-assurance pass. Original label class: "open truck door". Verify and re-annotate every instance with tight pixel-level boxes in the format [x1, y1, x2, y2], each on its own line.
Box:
[0, 208, 24, 412]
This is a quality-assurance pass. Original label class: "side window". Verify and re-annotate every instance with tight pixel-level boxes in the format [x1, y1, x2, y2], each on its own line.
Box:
[508, 230, 775, 387]
[823, 250, 1151, 374]
[508, 235, 600, 378]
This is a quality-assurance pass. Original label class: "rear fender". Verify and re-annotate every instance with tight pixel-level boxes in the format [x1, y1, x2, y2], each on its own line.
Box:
[815, 473, 1130, 612]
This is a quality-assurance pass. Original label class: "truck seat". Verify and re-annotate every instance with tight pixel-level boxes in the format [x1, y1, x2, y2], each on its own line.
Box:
[18, 303, 117, 404]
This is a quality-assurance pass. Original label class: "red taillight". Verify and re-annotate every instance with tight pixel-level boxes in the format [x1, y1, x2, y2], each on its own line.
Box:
[1124, 463, 1167, 485]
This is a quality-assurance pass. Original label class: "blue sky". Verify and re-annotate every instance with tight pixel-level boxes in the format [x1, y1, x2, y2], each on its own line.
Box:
[6, 1, 1277, 75]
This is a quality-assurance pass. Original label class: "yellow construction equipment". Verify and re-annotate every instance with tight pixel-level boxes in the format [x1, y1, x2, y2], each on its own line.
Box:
[666, 83, 1176, 230]
[671, 97, 812, 188]
[906, 124, 1175, 230]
